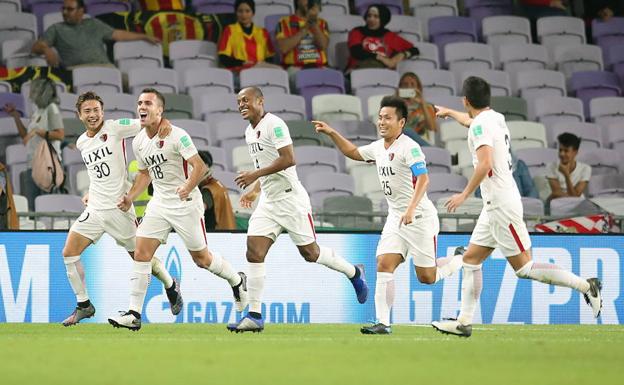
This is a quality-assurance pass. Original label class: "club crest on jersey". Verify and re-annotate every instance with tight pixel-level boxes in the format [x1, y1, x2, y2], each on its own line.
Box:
[157, 140, 164, 149]
[256, 131, 261, 139]
[99, 133, 108, 142]
[389, 153, 395, 161]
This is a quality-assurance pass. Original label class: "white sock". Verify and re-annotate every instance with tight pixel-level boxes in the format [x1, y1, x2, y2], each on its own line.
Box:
[434, 253, 463, 283]
[516, 260, 590, 293]
[64, 256, 89, 302]
[129, 261, 152, 314]
[375, 272, 395, 326]
[207, 252, 241, 287]
[316, 246, 357, 278]
[151, 257, 173, 289]
[457, 263, 483, 326]
[248, 263, 265, 314]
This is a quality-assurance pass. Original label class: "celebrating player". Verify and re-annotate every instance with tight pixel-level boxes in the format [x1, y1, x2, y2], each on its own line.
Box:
[108, 89, 247, 331]
[431, 77, 602, 337]
[314, 96, 463, 334]
[226, 87, 368, 333]
[61, 91, 182, 326]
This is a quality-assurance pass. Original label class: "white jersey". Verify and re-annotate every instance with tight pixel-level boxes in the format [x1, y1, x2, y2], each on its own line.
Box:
[76, 118, 140, 210]
[133, 125, 201, 209]
[245, 112, 302, 202]
[358, 134, 436, 218]
[468, 109, 521, 208]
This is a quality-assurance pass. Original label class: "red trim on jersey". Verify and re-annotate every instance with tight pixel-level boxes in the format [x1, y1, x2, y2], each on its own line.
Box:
[488, 169, 493, 177]
[412, 175, 417, 188]
[508, 224, 525, 253]
[183, 159, 188, 179]
[307, 213, 317, 240]
[122, 139, 127, 166]
[200, 218, 207, 245]
[433, 235, 437, 257]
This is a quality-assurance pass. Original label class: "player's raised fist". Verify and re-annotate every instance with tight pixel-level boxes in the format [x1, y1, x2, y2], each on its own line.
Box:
[117, 194, 132, 212]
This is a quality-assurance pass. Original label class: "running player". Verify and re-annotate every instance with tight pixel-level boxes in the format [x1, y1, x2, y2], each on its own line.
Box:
[108, 88, 247, 331]
[431, 77, 602, 337]
[314, 96, 463, 334]
[61, 91, 182, 326]
[226, 87, 368, 333]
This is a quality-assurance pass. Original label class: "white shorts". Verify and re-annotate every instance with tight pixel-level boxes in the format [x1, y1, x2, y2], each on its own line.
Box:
[136, 201, 207, 251]
[248, 190, 316, 246]
[70, 207, 137, 251]
[376, 213, 440, 268]
[470, 200, 532, 257]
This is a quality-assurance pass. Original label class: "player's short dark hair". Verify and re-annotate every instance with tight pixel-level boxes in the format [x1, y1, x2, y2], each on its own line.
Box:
[235, 0, 255, 13]
[462, 76, 491, 109]
[242, 86, 263, 98]
[558, 132, 581, 150]
[380, 95, 408, 121]
[141, 88, 165, 108]
[75, 91, 103, 112]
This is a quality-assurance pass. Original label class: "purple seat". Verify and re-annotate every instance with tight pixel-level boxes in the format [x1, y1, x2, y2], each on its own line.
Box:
[604, 121, 624, 151]
[295, 68, 345, 119]
[589, 174, 624, 198]
[325, 120, 376, 146]
[263, 94, 307, 121]
[422, 147, 452, 173]
[192, 0, 235, 13]
[264, 13, 288, 57]
[569, 71, 621, 118]
[31, 1, 62, 36]
[606, 44, 624, 87]
[578, 148, 620, 175]
[84, 2, 131, 17]
[464, 0, 513, 22]
[428, 16, 478, 65]
[533, 96, 584, 125]
[592, 17, 624, 52]
[0, 92, 26, 118]
[354, 0, 403, 15]
[547, 122, 603, 149]
[515, 148, 558, 177]
[427, 174, 468, 202]
[590, 97, 624, 127]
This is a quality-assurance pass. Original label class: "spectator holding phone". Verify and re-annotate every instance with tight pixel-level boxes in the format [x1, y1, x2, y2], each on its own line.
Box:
[396, 72, 436, 147]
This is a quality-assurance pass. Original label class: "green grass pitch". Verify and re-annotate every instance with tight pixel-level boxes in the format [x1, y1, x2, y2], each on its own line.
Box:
[1, 324, 622, 385]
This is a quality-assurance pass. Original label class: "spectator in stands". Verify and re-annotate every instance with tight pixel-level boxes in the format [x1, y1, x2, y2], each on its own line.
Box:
[0, 163, 19, 230]
[584, 0, 623, 21]
[197, 151, 236, 230]
[397, 72, 436, 147]
[276, 0, 329, 82]
[546, 132, 591, 200]
[346, 4, 418, 72]
[2, 78, 65, 210]
[218, 0, 280, 71]
[32, 0, 159, 69]
[521, 0, 569, 19]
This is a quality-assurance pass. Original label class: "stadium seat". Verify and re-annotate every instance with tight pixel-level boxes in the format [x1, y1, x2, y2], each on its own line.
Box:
[515, 69, 566, 99]
[197, 93, 240, 122]
[113, 41, 164, 73]
[397, 42, 440, 71]
[515, 148, 558, 177]
[192, 0, 234, 13]
[183, 67, 235, 95]
[537, 16, 586, 48]
[230, 145, 252, 172]
[128, 68, 177, 94]
[296, 68, 345, 119]
[62, 118, 84, 144]
[351, 69, 400, 98]
[0, 92, 26, 118]
[240, 68, 290, 95]
[304, 171, 355, 209]
[320, 0, 349, 14]
[590, 97, 624, 128]
[213, 118, 246, 148]
[211, 170, 240, 195]
[429, 16, 478, 64]
[588, 174, 624, 198]
[411, 0, 458, 39]
[549, 196, 588, 217]
[170, 40, 217, 88]
[0, 81, 11, 93]
[445, 42, 494, 74]
[497, 43, 548, 73]
[578, 148, 620, 175]
[0, 0, 20, 12]
[262, 94, 307, 121]
[507, 121, 547, 149]
[387, 14, 422, 44]
[439, 119, 467, 150]
[326, 120, 376, 146]
[253, 2, 294, 27]
[570, 71, 621, 117]
[553, 45, 603, 79]
[322, 195, 375, 229]
[592, 17, 624, 48]
[1, 38, 47, 68]
[521, 197, 544, 216]
[547, 122, 602, 149]
[482, 15, 531, 48]
[458, 69, 510, 97]
[295, 146, 341, 175]
[164, 94, 193, 120]
[322, 14, 364, 69]
[410, 69, 456, 97]
[34, 194, 84, 230]
[464, 0, 513, 21]
[171, 119, 212, 144]
[0, 12, 37, 48]
[84, 0, 131, 16]
[603, 122, 624, 151]
[99, 93, 137, 119]
[533, 96, 584, 126]
[311, 94, 362, 121]
[367, 94, 390, 122]
[62, 147, 86, 195]
[490, 96, 528, 121]
[72, 66, 123, 95]
[436, 196, 483, 231]
[197, 144, 228, 171]
[422, 147, 452, 173]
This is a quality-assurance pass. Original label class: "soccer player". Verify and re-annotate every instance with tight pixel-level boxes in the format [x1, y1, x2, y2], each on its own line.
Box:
[431, 77, 602, 337]
[108, 88, 247, 331]
[61, 91, 182, 326]
[314, 96, 463, 334]
[226, 87, 368, 333]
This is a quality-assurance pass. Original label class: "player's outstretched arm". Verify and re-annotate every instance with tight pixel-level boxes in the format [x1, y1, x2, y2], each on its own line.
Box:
[118, 169, 151, 211]
[312, 120, 364, 161]
[435, 106, 472, 127]
[176, 154, 207, 201]
[445, 145, 492, 212]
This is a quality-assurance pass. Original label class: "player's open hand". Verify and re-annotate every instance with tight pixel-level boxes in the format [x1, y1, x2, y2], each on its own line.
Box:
[239, 190, 258, 209]
[117, 194, 132, 212]
[81, 193, 89, 206]
[176, 184, 192, 201]
[235, 171, 258, 189]
[444, 193, 467, 213]
[435, 105, 453, 119]
[157, 118, 172, 139]
[311, 120, 334, 135]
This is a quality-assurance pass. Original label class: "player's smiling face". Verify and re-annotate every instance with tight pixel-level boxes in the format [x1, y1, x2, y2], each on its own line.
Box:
[137, 92, 163, 127]
[78, 99, 104, 132]
[377, 106, 404, 139]
[237, 88, 263, 122]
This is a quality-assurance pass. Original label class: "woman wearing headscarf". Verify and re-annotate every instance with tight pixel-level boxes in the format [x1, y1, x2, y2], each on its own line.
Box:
[347, 4, 419, 71]
[2, 78, 65, 210]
